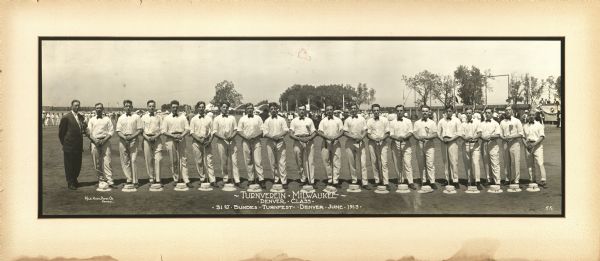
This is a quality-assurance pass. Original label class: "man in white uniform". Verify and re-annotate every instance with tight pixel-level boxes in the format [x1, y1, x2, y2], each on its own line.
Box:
[343, 103, 369, 189]
[481, 108, 502, 185]
[116, 99, 142, 187]
[366, 104, 391, 189]
[523, 110, 547, 188]
[413, 105, 438, 188]
[389, 104, 417, 190]
[237, 103, 265, 187]
[438, 106, 462, 188]
[461, 108, 483, 189]
[263, 103, 289, 188]
[213, 102, 240, 187]
[141, 100, 163, 185]
[289, 105, 317, 186]
[190, 101, 216, 186]
[318, 105, 344, 187]
[500, 106, 524, 185]
[87, 103, 114, 187]
[161, 100, 191, 187]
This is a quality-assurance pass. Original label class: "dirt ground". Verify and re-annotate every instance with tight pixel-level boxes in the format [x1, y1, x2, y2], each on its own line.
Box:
[40, 121, 563, 216]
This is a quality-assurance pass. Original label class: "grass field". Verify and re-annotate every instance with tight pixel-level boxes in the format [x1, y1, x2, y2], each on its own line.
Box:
[41, 121, 563, 216]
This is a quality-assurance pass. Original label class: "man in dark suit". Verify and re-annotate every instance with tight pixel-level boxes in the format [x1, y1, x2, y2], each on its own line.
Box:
[59, 99, 86, 190]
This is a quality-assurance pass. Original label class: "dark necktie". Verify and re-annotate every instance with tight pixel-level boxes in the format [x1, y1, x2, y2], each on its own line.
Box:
[97, 115, 102, 119]
[198, 115, 204, 119]
[422, 118, 427, 122]
[486, 119, 491, 122]
[172, 112, 178, 117]
[299, 116, 305, 120]
[374, 117, 379, 120]
[397, 117, 402, 121]
[352, 115, 358, 119]
[467, 119, 473, 123]
[149, 112, 155, 117]
[223, 114, 228, 118]
[328, 116, 333, 120]
[272, 115, 277, 119]
[126, 113, 131, 117]
[248, 115, 253, 118]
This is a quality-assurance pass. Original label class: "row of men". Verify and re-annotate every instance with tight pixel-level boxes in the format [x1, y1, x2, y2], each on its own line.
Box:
[58, 99, 547, 192]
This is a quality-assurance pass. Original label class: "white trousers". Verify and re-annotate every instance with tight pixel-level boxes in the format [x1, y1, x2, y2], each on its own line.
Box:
[192, 141, 215, 183]
[165, 137, 189, 183]
[391, 140, 414, 184]
[266, 139, 287, 184]
[416, 140, 436, 183]
[119, 138, 139, 183]
[440, 140, 460, 183]
[215, 139, 239, 183]
[321, 140, 341, 184]
[241, 139, 264, 182]
[368, 140, 390, 185]
[482, 141, 501, 184]
[293, 140, 314, 183]
[143, 138, 162, 182]
[525, 142, 547, 182]
[504, 140, 521, 183]
[463, 141, 481, 184]
[345, 140, 368, 184]
[91, 140, 113, 183]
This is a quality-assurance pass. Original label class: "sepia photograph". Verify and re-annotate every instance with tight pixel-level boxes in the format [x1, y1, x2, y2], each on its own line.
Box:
[39, 37, 563, 217]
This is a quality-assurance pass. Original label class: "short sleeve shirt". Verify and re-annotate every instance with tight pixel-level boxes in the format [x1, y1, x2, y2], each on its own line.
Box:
[413, 118, 437, 137]
[237, 115, 263, 137]
[116, 113, 142, 135]
[388, 117, 413, 137]
[343, 115, 367, 135]
[263, 115, 289, 137]
[289, 117, 316, 136]
[366, 117, 390, 139]
[480, 119, 501, 137]
[161, 113, 190, 134]
[318, 116, 344, 137]
[500, 116, 524, 137]
[189, 114, 213, 138]
[140, 113, 162, 136]
[212, 114, 237, 137]
[523, 121, 545, 142]
[437, 117, 462, 138]
[461, 120, 482, 138]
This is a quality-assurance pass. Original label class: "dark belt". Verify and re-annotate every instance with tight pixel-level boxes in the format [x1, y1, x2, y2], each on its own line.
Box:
[172, 132, 182, 135]
[147, 134, 157, 137]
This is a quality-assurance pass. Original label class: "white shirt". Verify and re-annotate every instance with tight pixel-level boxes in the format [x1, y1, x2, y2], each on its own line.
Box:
[237, 114, 263, 138]
[437, 117, 462, 138]
[263, 115, 288, 137]
[480, 119, 501, 137]
[72, 111, 82, 129]
[366, 116, 390, 139]
[461, 119, 482, 139]
[212, 114, 237, 137]
[290, 116, 316, 136]
[140, 113, 162, 136]
[500, 116, 524, 138]
[413, 118, 437, 137]
[319, 116, 344, 138]
[388, 117, 413, 137]
[161, 113, 190, 134]
[189, 114, 213, 138]
[343, 115, 367, 135]
[116, 113, 142, 135]
[87, 116, 114, 139]
[523, 121, 545, 142]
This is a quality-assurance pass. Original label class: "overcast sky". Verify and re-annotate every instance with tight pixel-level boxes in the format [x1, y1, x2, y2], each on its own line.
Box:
[42, 40, 561, 108]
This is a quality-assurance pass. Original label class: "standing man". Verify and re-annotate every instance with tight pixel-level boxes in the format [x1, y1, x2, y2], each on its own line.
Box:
[289, 105, 317, 186]
[413, 105, 438, 188]
[343, 103, 369, 189]
[480, 108, 502, 185]
[263, 102, 289, 188]
[58, 100, 86, 190]
[190, 101, 216, 186]
[116, 99, 143, 187]
[161, 100, 191, 187]
[438, 105, 462, 188]
[523, 111, 547, 187]
[237, 103, 265, 187]
[318, 105, 344, 187]
[500, 106, 524, 185]
[141, 100, 163, 185]
[366, 104, 391, 189]
[87, 103, 114, 187]
[461, 108, 483, 189]
[213, 102, 240, 187]
[389, 104, 417, 190]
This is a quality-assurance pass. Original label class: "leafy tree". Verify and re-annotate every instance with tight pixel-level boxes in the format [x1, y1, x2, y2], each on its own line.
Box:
[256, 100, 269, 106]
[454, 65, 486, 105]
[210, 80, 243, 107]
[554, 75, 562, 99]
[402, 70, 442, 107]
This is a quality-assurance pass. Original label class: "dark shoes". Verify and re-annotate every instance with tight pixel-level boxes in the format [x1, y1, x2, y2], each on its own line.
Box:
[408, 183, 418, 190]
[362, 184, 371, 190]
[538, 181, 547, 188]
